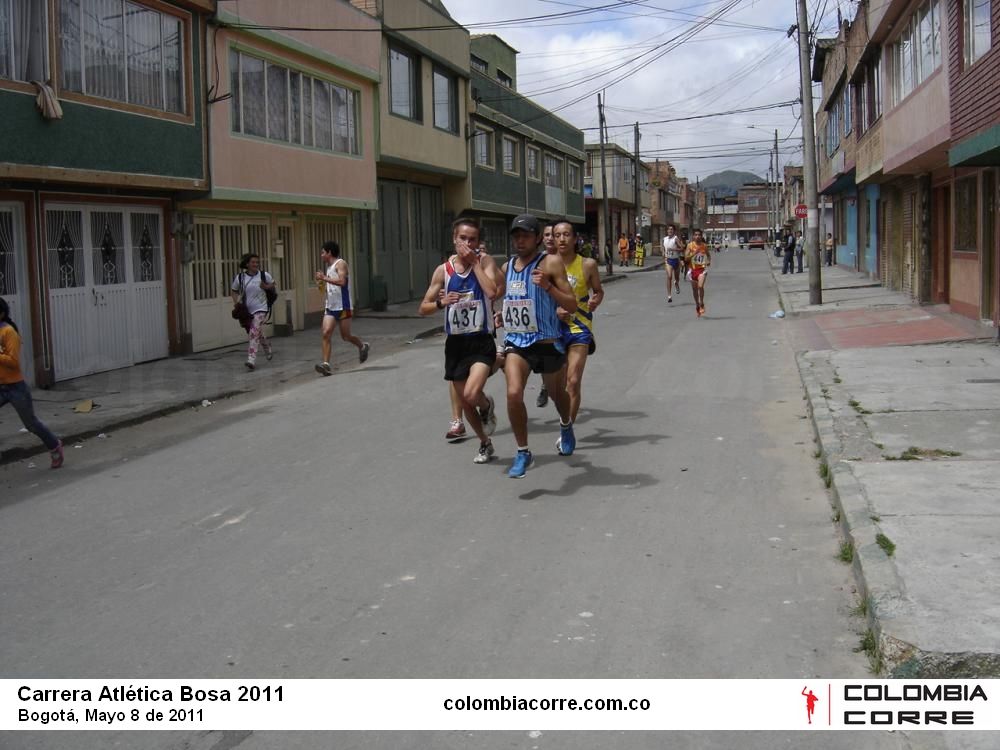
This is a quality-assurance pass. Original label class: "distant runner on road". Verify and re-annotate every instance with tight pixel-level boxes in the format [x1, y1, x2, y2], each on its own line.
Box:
[685, 228, 711, 317]
[662, 223, 683, 302]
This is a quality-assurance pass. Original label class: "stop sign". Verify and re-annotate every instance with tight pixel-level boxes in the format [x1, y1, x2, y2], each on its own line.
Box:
[794, 203, 808, 219]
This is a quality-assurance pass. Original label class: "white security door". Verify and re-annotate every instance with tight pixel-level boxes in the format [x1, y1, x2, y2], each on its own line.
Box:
[45, 208, 92, 381]
[190, 221, 277, 352]
[128, 212, 170, 363]
[0, 205, 34, 385]
[88, 210, 134, 374]
[46, 205, 169, 381]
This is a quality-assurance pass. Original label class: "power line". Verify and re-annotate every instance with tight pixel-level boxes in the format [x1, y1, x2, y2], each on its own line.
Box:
[584, 99, 799, 130]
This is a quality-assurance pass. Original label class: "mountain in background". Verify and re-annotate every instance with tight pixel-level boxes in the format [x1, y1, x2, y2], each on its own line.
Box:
[700, 170, 764, 197]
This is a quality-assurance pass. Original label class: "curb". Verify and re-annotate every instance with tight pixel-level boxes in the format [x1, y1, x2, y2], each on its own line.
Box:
[797, 350, 1000, 677]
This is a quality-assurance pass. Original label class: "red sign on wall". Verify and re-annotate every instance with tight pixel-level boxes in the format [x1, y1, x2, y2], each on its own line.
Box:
[794, 204, 808, 219]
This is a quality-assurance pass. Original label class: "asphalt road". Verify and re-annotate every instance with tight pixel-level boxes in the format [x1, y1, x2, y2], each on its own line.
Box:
[4, 251, 975, 749]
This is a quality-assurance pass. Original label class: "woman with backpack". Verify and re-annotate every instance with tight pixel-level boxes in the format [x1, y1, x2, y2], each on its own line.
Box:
[0, 297, 63, 468]
[231, 253, 277, 371]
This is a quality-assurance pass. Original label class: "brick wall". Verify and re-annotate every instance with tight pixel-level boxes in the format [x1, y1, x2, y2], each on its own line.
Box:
[948, 0, 1000, 142]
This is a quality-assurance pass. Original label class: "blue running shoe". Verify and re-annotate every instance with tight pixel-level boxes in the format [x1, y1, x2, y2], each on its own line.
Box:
[557, 423, 576, 456]
[508, 450, 534, 478]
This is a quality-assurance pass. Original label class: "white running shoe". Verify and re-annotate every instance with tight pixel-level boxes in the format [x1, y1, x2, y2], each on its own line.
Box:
[473, 441, 496, 464]
[479, 395, 497, 437]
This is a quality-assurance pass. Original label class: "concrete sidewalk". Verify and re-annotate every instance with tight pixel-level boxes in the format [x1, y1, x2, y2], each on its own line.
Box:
[2, 260, 647, 465]
[768, 251, 1000, 676]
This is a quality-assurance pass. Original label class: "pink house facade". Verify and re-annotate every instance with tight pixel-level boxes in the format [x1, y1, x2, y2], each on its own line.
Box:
[179, 0, 380, 352]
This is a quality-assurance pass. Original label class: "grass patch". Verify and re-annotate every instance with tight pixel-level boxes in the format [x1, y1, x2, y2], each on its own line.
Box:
[838, 541, 855, 563]
[876, 533, 896, 557]
[849, 399, 872, 415]
[870, 514, 881, 523]
[833, 376, 843, 384]
[851, 596, 870, 618]
[874, 442, 884, 449]
[886, 446, 963, 461]
[855, 629, 885, 674]
[831, 509, 841, 523]
[818, 461, 832, 488]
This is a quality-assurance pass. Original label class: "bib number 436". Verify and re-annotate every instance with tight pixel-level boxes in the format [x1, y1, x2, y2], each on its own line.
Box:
[503, 299, 537, 333]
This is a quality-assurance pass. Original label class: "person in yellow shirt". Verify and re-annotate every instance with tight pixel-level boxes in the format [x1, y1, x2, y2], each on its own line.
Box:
[0, 298, 63, 468]
[684, 228, 712, 317]
[553, 219, 604, 443]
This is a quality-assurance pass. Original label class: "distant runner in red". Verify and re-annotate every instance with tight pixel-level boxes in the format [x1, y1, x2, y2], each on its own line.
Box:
[684, 228, 711, 317]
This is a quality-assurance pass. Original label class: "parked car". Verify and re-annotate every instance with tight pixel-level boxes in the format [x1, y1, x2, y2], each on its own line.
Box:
[748, 235, 765, 249]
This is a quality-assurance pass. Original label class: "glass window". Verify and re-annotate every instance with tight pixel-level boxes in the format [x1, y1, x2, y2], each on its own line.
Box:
[965, 0, 992, 65]
[544, 154, 562, 188]
[527, 146, 540, 180]
[432, 68, 456, 132]
[266, 63, 288, 142]
[1, 0, 48, 83]
[470, 55, 487, 74]
[842, 88, 851, 135]
[497, 69, 512, 88]
[231, 50, 360, 155]
[502, 136, 518, 174]
[389, 45, 419, 120]
[568, 162, 581, 192]
[59, 0, 185, 113]
[473, 127, 493, 167]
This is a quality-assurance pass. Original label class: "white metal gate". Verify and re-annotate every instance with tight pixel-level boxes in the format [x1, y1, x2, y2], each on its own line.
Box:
[190, 220, 279, 352]
[45, 204, 169, 381]
[0, 204, 34, 385]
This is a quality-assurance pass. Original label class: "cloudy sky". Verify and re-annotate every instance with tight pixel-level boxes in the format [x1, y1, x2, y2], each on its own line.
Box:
[444, 0, 838, 183]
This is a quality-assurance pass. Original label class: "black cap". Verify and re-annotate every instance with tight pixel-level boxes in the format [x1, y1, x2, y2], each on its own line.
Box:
[509, 214, 541, 234]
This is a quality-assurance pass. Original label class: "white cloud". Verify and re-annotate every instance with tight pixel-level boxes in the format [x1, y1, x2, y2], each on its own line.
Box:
[445, 0, 820, 180]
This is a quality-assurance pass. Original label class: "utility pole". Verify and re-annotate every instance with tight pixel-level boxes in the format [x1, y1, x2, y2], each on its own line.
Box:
[633, 122, 641, 240]
[598, 93, 612, 272]
[774, 128, 780, 245]
[796, 0, 822, 304]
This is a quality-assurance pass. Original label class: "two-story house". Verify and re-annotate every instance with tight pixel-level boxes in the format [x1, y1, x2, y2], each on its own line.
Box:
[1, 0, 215, 385]
[583, 143, 650, 253]
[647, 160, 679, 249]
[458, 34, 585, 255]
[179, 0, 379, 352]
[351, 0, 470, 305]
[820, 0, 951, 299]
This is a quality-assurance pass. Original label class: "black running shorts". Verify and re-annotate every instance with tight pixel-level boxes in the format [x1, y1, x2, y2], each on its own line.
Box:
[503, 341, 566, 374]
[444, 333, 496, 381]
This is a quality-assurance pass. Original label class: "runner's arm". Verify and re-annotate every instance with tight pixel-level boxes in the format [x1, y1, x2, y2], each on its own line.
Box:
[583, 258, 604, 310]
[418, 265, 448, 316]
[538, 254, 577, 313]
[469, 251, 499, 300]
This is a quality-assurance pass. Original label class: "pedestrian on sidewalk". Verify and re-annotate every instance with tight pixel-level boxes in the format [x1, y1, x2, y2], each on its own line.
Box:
[618, 233, 629, 266]
[782, 231, 796, 274]
[231, 253, 276, 371]
[634, 234, 645, 267]
[795, 230, 805, 273]
[313, 241, 370, 376]
[0, 298, 63, 468]
[824, 233, 835, 267]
